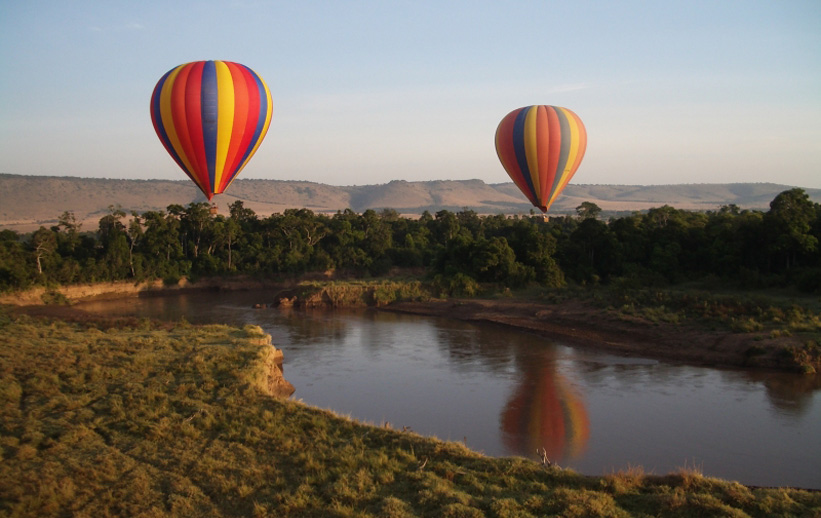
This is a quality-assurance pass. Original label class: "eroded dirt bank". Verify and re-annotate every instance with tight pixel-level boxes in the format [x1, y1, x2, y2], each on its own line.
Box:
[246, 327, 296, 398]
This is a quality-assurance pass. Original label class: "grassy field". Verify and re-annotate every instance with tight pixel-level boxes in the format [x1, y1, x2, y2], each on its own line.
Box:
[1, 310, 820, 517]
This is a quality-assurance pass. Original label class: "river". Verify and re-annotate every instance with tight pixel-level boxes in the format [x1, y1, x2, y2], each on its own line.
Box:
[77, 290, 821, 489]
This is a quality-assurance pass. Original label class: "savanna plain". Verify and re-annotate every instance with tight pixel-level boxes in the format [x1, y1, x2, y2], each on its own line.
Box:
[2, 188, 821, 516]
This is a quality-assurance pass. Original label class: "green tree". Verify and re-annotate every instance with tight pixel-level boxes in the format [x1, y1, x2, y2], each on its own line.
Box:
[97, 205, 126, 248]
[503, 218, 564, 287]
[228, 200, 257, 224]
[30, 227, 57, 276]
[96, 206, 130, 280]
[125, 213, 144, 278]
[471, 236, 524, 284]
[456, 209, 483, 237]
[0, 230, 30, 291]
[222, 217, 241, 271]
[324, 210, 367, 272]
[140, 210, 185, 279]
[562, 218, 619, 283]
[55, 211, 82, 255]
[576, 201, 602, 220]
[389, 217, 431, 268]
[48, 211, 86, 283]
[177, 203, 214, 259]
[765, 188, 818, 271]
[431, 210, 460, 244]
[361, 209, 393, 274]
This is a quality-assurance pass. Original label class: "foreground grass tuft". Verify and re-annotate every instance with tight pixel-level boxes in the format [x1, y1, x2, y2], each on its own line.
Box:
[1, 311, 819, 517]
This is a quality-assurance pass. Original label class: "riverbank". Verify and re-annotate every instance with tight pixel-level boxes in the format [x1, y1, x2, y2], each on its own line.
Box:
[2, 278, 819, 373]
[384, 297, 821, 374]
[0, 277, 288, 306]
[2, 312, 819, 516]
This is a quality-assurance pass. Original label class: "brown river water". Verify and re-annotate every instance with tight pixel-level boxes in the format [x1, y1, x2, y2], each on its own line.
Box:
[77, 290, 821, 489]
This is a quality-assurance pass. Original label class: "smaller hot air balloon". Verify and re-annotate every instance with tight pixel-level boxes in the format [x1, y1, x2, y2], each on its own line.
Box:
[495, 105, 587, 212]
[150, 60, 273, 200]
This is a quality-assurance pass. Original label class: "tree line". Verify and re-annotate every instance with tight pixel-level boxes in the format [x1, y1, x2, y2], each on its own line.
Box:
[1, 188, 819, 294]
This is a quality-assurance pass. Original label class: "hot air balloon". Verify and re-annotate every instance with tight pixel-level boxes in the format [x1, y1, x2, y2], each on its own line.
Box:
[495, 105, 587, 212]
[150, 60, 273, 200]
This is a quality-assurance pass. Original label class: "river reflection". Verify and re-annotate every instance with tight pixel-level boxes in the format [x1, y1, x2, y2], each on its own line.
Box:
[501, 352, 590, 464]
[77, 291, 821, 489]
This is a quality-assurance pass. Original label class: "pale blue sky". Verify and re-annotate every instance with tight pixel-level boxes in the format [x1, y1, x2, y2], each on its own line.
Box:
[1, 1, 819, 188]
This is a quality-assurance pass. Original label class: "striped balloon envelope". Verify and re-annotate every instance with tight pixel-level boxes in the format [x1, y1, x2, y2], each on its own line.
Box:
[150, 60, 273, 200]
[495, 105, 587, 212]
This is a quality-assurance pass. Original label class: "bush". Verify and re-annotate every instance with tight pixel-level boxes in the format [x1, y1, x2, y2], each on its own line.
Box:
[730, 317, 764, 333]
[372, 285, 398, 305]
[433, 273, 480, 298]
[41, 289, 70, 305]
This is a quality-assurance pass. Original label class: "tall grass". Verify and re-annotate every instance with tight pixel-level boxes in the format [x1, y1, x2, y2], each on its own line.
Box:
[1, 311, 819, 517]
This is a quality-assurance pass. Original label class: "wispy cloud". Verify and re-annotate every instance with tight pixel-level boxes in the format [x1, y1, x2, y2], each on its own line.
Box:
[547, 82, 592, 93]
[88, 21, 145, 33]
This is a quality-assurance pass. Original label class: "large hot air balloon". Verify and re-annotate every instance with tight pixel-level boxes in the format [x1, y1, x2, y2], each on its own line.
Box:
[495, 105, 587, 212]
[150, 60, 273, 200]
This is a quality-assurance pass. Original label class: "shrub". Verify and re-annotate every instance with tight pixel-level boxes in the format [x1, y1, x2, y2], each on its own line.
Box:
[41, 290, 70, 305]
[730, 317, 764, 333]
[433, 273, 480, 298]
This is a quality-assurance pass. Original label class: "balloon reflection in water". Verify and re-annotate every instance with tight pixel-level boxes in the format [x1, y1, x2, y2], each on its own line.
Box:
[501, 357, 590, 462]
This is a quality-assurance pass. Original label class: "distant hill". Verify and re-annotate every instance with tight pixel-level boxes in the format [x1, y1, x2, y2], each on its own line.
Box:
[1, 173, 819, 232]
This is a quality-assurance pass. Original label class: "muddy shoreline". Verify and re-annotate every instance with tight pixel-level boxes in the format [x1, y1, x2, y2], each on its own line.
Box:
[382, 298, 813, 373]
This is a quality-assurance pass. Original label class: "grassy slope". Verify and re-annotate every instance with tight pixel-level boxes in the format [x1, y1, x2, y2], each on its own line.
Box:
[1, 312, 820, 517]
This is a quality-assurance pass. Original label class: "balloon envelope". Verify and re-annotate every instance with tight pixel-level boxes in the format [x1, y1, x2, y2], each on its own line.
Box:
[495, 105, 587, 212]
[150, 60, 273, 200]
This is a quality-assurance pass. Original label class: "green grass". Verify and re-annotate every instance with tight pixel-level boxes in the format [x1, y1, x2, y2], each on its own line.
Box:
[1, 311, 819, 517]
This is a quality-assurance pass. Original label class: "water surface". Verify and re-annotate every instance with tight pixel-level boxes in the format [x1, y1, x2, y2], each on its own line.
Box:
[79, 291, 821, 488]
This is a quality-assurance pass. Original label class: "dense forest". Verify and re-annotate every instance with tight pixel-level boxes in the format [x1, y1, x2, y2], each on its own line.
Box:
[1, 188, 819, 295]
